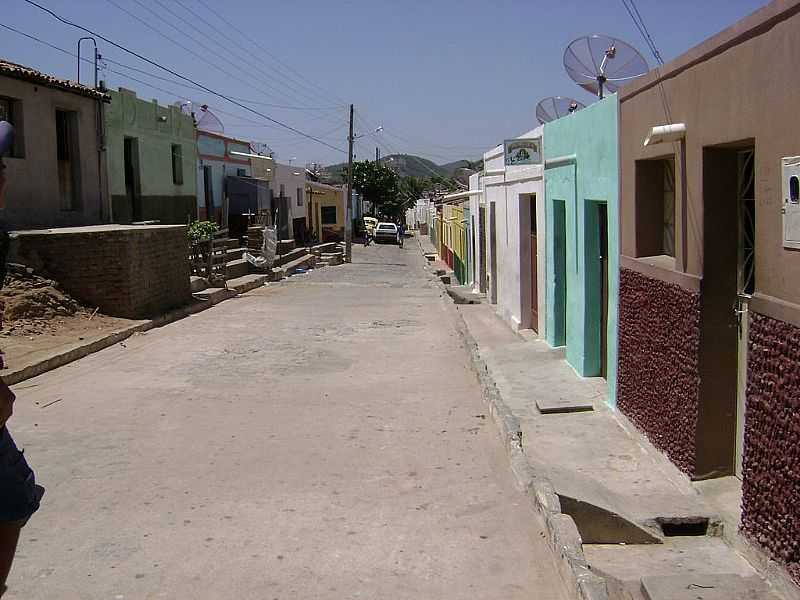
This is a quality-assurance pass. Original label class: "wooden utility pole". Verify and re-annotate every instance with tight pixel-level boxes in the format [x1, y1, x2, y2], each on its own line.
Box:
[375, 147, 380, 162]
[345, 103, 354, 262]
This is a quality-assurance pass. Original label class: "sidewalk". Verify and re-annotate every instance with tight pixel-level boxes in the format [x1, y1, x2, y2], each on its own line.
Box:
[414, 234, 794, 600]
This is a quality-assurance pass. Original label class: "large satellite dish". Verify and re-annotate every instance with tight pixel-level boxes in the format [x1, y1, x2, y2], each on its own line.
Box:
[564, 34, 648, 98]
[536, 96, 586, 124]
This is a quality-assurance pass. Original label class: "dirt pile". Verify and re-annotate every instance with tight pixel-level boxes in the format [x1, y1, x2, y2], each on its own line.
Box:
[0, 264, 92, 335]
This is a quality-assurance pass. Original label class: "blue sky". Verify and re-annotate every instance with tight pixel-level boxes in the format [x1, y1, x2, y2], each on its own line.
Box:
[2, 0, 764, 167]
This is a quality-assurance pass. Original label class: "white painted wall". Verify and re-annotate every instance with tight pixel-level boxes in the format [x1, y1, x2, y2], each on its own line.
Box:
[272, 162, 307, 222]
[478, 126, 546, 334]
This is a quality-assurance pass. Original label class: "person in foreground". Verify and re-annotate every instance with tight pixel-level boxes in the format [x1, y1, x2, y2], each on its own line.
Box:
[0, 121, 43, 598]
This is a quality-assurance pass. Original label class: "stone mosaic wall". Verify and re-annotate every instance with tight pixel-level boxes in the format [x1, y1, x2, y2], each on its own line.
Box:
[617, 268, 701, 475]
[741, 311, 800, 583]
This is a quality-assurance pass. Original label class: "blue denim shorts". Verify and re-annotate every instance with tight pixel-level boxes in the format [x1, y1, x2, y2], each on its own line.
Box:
[0, 426, 43, 524]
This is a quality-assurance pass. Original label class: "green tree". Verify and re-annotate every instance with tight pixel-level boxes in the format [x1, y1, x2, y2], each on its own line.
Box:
[350, 160, 401, 219]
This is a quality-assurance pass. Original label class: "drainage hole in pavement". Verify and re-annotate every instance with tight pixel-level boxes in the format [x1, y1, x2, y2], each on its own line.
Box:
[655, 517, 709, 536]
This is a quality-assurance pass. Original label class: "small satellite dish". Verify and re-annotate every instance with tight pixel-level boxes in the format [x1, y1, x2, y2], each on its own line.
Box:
[536, 96, 586, 124]
[564, 34, 649, 98]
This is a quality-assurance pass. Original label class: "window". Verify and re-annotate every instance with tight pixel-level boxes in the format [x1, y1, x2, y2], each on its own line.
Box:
[0, 96, 24, 158]
[237, 168, 246, 177]
[171, 144, 183, 185]
[321, 206, 337, 225]
[56, 110, 80, 210]
[635, 157, 676, 258]
[296, 187, 303, 207]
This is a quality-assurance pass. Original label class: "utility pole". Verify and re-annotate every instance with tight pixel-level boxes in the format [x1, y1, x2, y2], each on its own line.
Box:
[375, 147, 380, 162]
[345, 103, 354, 262]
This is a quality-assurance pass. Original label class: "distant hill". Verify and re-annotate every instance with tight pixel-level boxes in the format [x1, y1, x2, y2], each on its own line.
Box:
[321, 154, 481, 184]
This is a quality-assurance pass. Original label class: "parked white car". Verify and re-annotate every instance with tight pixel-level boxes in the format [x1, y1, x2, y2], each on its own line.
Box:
[374, 222, 400, 245]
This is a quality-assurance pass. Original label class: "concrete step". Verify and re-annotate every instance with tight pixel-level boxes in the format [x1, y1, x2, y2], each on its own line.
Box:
[226, 258, 250, 279]
[310, 241, 340, 256]
[226, 247, 246, 261]
[190, 276, 209, 293]
[280, 253, 315, 276]
[274, 247, 308, 267]
[277, 239, 296, 254]
[224, 238, 240, 249]
[192, 287, 235, 304]
[640, 574, 780, 600]
[446, 285, 483, 305]
[584, 533, 765, 600]
[226, 273, 269, 294]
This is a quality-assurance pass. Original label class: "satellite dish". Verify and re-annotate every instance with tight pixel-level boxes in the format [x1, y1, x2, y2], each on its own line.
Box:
[176, 100, 225, 133]
[195, 104, 224, 133]
[536, 96, 586, 124]
[564, 34, 649, 98]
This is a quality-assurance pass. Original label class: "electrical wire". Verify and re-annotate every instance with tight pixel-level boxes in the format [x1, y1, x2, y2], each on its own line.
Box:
[107, 0, 348, 134]
[193, 0, 351, 110]
[20, 0, 347, 153]
[170, 0, 345, 113]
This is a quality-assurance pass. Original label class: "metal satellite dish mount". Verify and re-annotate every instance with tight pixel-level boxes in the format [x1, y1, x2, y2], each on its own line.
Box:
[564, 34, 648, 99]
[536, 96, 587, 124]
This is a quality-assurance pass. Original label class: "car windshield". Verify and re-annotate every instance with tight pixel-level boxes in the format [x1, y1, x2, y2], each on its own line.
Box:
[377, 224, 395, 230]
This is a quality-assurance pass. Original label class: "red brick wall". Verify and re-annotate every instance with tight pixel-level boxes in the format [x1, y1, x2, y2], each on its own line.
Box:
[741, 312, 800, 583]
[13, 225, 191, 319]
[617, 268, 701, 475]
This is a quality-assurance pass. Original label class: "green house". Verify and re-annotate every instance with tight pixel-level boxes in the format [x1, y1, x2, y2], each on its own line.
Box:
[105, 88, 197, 224]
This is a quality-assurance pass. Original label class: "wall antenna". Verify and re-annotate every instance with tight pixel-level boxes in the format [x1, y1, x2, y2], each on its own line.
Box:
[536, 96, 586, 124]
[564, 34, 648, 98]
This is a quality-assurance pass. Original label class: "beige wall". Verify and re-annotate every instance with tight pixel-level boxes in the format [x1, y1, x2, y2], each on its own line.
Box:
[308, 183, 344, 240]
[619, 1, 800, 313]
[0, 74, 106, 229]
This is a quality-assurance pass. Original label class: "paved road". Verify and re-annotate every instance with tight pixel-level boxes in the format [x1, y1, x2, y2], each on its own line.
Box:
[5, 239, 568, 599]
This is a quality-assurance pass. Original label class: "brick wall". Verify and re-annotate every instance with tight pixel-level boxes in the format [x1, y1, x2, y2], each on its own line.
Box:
[617, 268, 701, 475]
[741, 312, 800, 583]
[12, 225, 191, 319]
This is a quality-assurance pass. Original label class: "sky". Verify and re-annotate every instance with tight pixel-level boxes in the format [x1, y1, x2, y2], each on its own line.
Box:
[2, 0, 765, 167]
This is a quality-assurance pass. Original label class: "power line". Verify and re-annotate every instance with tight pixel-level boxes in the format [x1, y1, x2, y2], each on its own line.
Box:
[20, 0, 347, 153]
[170, 0, 345, 114]
[193, 0, 351, 109]
[102, 0, 306, 110]
[106, 0, 347, 133]
[0, 20, 348, 161]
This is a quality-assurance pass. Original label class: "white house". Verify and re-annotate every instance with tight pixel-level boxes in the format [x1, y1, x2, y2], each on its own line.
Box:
[271, 161, 307, 242]
[476, 126, 546, 334]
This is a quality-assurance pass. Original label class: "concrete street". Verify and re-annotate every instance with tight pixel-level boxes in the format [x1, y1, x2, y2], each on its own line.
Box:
[4, 241, 569, 599]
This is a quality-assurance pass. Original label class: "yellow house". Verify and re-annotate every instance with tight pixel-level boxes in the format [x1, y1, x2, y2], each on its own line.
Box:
[307, 181, 345, 242]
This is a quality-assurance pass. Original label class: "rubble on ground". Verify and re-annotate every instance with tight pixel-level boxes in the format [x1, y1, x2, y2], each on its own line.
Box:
[0, 263, 94, 336]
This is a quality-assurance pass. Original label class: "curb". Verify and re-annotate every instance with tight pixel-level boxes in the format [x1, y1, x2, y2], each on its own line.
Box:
[416, 236, 608, 600]
[2, 275, 270, 386]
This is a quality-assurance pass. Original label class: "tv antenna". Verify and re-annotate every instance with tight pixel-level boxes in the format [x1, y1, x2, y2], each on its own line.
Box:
[536, 96, 586, 124]
[564, 34, 648, 98]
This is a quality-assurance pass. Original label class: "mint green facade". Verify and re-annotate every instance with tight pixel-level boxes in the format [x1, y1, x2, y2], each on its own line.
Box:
[105, 88, 197, 224]
[544, 95, 619, 404]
